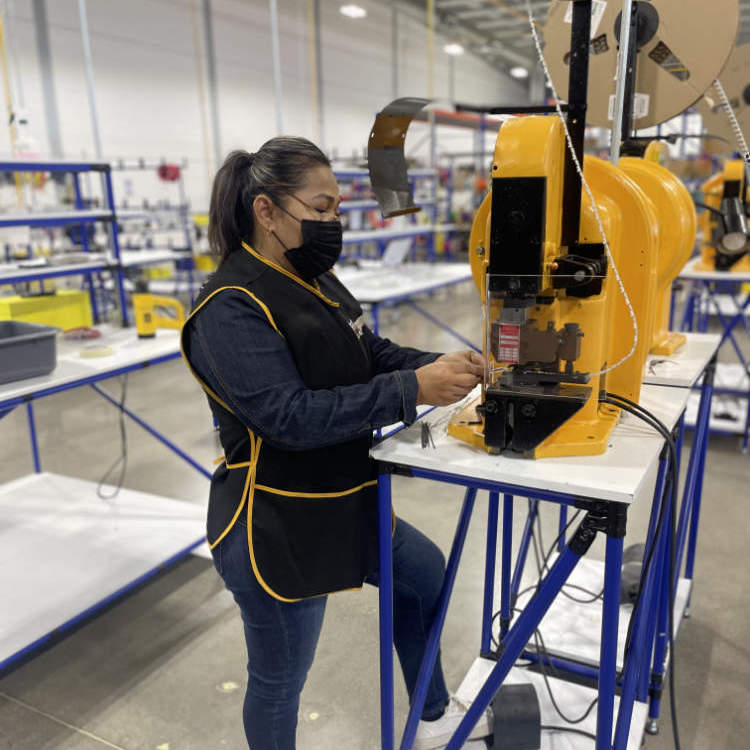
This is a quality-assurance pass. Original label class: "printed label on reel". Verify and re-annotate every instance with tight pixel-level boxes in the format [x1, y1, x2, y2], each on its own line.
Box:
[608, 92, 651, 121]
[564, 0, 607, 38]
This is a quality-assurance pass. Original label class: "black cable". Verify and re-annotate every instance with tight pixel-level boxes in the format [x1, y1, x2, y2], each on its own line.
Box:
[540, 725, 597, 741]
[604, 393, 681, 750]
[97, 375, 129, 500]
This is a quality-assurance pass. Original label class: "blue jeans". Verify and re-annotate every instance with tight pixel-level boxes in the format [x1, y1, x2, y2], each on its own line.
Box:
[212, 514, 450, 749]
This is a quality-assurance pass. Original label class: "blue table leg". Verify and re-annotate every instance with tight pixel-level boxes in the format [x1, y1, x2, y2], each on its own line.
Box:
[557, 504, 568, 552]
[598, 532, 625, 750]
[378, 473, 395, 750]
[510, 499, 538, 601]
[674, 359, 715, 593]
[26, 402, 41, 472]
[444, 507, 611, 750]
[481, 491, 500, 654]
[499, 494, 513, 639]
[646, 485, 675, 735]
[684, 361, 716, 606]
[372, 303, 380, 336]
[399, 487, 476, 750]
[90, 383, 212, 480]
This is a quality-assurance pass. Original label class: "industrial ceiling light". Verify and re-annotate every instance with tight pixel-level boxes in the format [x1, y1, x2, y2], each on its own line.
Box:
[339, 4, 367, 18]
[443, 43, 465, 56]
[510, 66, 529, 79]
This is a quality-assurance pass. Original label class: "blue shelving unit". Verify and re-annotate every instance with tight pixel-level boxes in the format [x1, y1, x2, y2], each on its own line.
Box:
[0, 158, 130, 325]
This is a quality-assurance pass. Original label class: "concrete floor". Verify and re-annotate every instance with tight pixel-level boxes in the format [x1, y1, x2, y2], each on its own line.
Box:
[0, 281, 748, 750]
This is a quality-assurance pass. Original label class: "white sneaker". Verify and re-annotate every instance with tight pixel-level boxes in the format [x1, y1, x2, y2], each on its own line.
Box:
[413, 695, 493, 750]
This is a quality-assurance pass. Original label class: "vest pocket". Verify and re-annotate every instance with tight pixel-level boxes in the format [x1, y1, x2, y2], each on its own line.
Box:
[248, 482, 378, 601]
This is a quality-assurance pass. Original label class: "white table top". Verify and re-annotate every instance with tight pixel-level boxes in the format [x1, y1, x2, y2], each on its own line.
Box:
[0, 472, 204, 667]
[643, 332, 721, 387]
[678, 255, 750, 282]
[343, 223, 458, 245]
[370, 383, 690, 505]
[0, 324, 181, 405]
[335, 261, 472, 304]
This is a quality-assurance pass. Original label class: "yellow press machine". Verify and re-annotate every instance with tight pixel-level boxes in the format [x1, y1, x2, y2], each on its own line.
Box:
[366, 0, 728, 459]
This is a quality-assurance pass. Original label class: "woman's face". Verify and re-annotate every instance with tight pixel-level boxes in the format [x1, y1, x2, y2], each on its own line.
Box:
[256, 165, 341, 273]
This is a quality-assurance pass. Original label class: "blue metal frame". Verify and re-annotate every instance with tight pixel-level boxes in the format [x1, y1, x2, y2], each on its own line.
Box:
[480, 492, 500, 652]
[681, 279, 749, 448]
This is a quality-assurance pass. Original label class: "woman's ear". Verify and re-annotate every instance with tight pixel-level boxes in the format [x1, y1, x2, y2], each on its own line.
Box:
[253, 194, 275, 233]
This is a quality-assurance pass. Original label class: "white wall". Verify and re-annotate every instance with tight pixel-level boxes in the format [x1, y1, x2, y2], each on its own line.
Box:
[1, 0, 528, 210]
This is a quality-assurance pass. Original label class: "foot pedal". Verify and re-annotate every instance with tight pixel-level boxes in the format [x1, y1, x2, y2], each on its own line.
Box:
[491, 683, 541, 750]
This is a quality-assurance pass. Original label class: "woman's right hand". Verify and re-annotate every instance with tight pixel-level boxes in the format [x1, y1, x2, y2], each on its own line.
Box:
[415, 358, 482, 406]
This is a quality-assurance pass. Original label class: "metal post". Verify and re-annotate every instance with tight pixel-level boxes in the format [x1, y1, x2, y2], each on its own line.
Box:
[391, 5, 398, 101]
[103, 169, 129, 326]
[72, 172, 99, 323]
[609, 0, 635, 164]
[683, 360, 716, 584]
[76, 0, 103, 159]
[400, 488, 476, 750]
[445, 538, 592, 750]
[499, 494, 513, 638]
[481, 492, 500, 653]
[557, 505, 568, 552]
[378, 473, 395, 750]
[510, 499, 539, 599]
[269, 0, 283, 134]
[32, 0, 63, 156]
[313, 0, 325, 150]
[26, 402, 41, 472]
[597, 533, 625, 750]
[202, 0, 222, 167]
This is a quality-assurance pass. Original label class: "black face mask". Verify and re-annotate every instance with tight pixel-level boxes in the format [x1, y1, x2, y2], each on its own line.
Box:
[272, 200, 343, 281]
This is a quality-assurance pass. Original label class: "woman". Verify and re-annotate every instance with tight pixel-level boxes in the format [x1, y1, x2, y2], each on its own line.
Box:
[180, 136, 487, 749]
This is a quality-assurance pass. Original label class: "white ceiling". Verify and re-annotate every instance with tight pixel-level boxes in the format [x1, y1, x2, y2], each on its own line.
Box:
[399, 0, 750, 78]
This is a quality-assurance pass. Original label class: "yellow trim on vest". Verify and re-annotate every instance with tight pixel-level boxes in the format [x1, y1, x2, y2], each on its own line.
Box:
[207, 433, 257, 550]
[226, 460, 252, 469]
[244, 434, 304, 603]
[179, 284, 284, 415]
[241, 241, 340, 308]
[254, 479, 377, 499]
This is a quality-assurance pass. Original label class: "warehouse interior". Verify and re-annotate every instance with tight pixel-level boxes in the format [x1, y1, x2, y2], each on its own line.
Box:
[0, 1, 749, 749]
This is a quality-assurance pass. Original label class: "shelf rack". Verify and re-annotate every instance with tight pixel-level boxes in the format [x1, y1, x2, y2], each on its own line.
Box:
[0, 158, 129, 325]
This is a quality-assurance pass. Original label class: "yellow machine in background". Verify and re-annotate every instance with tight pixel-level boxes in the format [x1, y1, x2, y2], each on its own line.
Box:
[696, 159, 750, 274]
[446, 117, 660, 458]
[132, 294, 185, 338]
[618, 157, 697, 355]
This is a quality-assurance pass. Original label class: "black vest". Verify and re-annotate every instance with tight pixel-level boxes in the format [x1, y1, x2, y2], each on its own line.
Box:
[181, 244, 379, 601]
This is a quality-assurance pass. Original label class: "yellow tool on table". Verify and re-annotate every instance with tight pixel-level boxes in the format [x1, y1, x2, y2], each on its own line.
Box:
[132, 293, 185, 338]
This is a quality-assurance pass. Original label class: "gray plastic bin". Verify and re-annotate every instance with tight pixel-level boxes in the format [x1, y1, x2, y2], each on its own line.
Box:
[0, 320, 59, 385]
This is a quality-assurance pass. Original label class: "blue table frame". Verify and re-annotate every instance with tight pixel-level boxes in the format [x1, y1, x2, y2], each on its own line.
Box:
[373, 363, 715, 750]
[0, 336, 211, 670]
[680, 274, 750, 449]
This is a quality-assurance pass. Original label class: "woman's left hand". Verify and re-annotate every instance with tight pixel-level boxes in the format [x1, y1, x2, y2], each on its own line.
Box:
[435, 350, 485, 378]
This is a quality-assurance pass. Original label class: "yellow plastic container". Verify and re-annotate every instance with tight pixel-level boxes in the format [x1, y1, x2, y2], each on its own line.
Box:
[194, 253, 217, 272]
[0, 290, 93, 330]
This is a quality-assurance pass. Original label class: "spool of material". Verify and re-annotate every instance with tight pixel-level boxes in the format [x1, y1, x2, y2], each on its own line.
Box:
[543, 0, 739, 129]
[698, 44, 750, 154]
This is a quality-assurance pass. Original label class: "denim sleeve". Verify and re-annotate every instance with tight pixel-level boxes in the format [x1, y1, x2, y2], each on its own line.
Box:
[186, 290, 419, 451]
[362, 325, 442, 374]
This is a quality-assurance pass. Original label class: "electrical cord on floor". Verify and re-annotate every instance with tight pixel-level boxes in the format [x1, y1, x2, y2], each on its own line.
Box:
[540, 725, 597, 742]
[603, 393, 681, 750]
[97, 375, 128, 500]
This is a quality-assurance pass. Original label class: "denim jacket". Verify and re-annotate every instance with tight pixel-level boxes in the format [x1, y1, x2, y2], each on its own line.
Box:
[186, 289, 441, 451]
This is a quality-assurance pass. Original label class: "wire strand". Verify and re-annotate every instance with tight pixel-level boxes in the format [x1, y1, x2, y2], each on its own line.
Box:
[713, 78, 750, 166]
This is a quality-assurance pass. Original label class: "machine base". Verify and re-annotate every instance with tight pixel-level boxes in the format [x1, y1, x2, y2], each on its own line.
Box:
[448, 398, 621, 458]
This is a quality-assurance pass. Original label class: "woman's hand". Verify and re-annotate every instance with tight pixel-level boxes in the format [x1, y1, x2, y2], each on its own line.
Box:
[415, 350, 485, 406]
